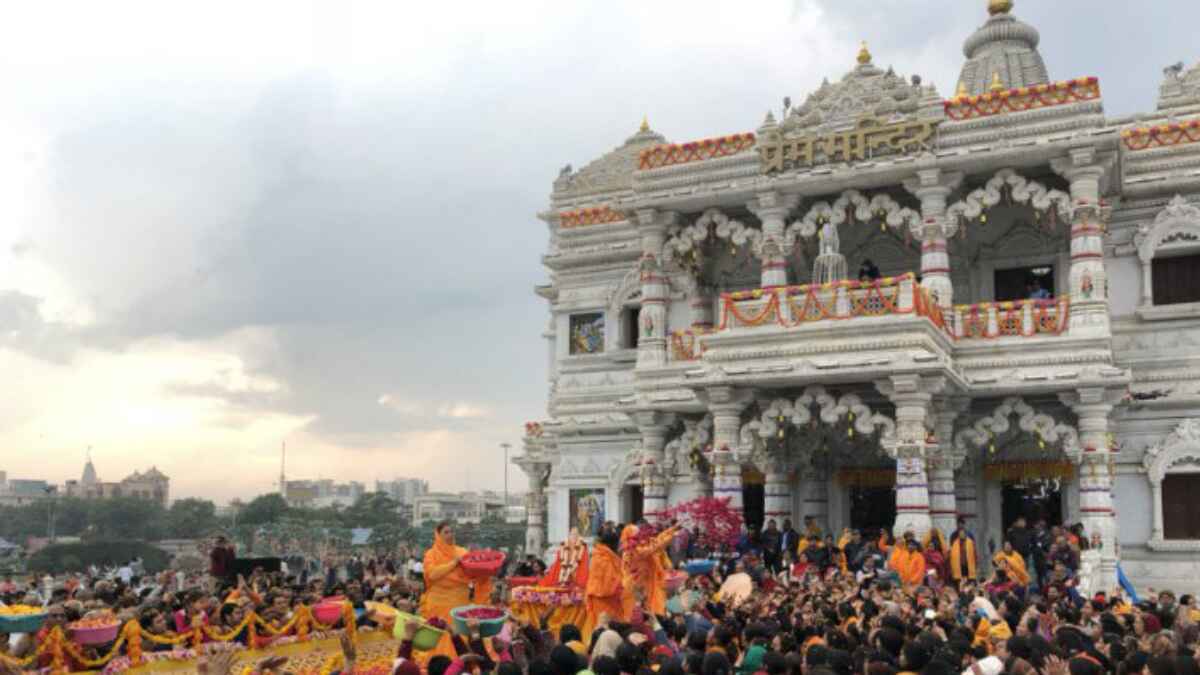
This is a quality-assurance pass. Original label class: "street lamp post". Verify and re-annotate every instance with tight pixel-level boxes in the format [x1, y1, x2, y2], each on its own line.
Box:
[501, 442, 511, 522]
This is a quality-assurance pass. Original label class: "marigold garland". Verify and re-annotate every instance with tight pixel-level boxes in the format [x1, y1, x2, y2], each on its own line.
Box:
[1122, 118, 1200, 151]
[952, 298, 1069, 339]
[669, 328, 713, 361]
[638, 133, 757, 170]
[559, 206, 625, 228]
[943, 77, 1100, 121]
[983, 461, 1075, 483]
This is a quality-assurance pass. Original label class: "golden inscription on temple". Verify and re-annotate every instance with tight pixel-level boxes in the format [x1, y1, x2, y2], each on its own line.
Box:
[757, 116, 940, 173]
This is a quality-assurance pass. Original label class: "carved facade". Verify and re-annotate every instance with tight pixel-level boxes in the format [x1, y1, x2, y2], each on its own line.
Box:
[516, 1, 1200, 593]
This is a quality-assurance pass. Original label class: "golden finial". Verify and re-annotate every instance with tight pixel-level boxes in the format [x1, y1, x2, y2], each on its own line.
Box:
[956, 81, 969, 99]
[857, 41, 872, 66]
[639, 116, 650, 133]
[989, 72, 1005, 93]
[988, 0, 1013, 15]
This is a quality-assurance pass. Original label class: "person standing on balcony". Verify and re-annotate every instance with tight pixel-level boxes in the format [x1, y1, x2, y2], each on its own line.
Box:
[1026, 277, 1051, 299]
[858, 259, 881, 282]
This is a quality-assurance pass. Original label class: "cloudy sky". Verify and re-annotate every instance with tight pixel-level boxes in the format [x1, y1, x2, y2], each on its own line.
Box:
[1, 1, 1196, 504]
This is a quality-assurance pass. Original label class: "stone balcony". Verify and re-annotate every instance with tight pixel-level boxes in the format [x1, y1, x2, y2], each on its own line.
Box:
[651, 274, 1124, 397]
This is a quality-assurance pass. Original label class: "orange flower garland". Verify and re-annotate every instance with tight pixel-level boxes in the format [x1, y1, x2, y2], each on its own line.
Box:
[1122, 118, 1200, 151]
[639, 133, 756, 170]
[943, 77, 1100, 121]
[559, 206, 625, 228]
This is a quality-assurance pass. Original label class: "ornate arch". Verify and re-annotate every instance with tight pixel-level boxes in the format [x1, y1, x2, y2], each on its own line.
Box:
[608, 443, 644, 492]
[786, 190, 921, 245]
[954, 396, 1081, 462]
[663, 208, 763, 271]
[1134, 196, 1200, 307]
[664, 414, 713, 479]
[737, 387, 897, 468]
[944, 169, 1070, 238]
[1143, 418, 1200, 548]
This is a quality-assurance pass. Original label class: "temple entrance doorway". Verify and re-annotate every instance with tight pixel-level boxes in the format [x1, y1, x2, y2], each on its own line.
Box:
[1001, 482, 1063, 528]
[849, 486, 896, 533]
[742, 466, 765, 533]
[623, 485, 643, 524]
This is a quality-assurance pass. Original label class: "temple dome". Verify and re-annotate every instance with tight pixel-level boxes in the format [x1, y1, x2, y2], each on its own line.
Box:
[957, 0, 1048, 96]
[553, 121, 667, 201]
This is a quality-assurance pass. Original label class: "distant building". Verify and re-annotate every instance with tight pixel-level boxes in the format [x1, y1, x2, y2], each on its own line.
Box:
[412, 490, 524, 525]
[374, 478, 429, 505]
[283, 479, 365, 509]
[62, 456, 170, 507]
[0, 471, 52, 506]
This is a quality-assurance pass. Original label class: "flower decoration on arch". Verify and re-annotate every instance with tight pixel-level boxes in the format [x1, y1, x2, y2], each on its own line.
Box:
[663, 208, 763, 275]
[785, 190, 922, 248]
[953, 396, 1081, 463]
[944, 169, 1070, 238]
[737, 386, 897, 464]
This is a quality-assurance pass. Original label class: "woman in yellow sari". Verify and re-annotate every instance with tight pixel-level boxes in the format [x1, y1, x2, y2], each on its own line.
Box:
[419, 521, 493, 657]
[621, 522, 680, 617]
[992, 541, 1030, 587]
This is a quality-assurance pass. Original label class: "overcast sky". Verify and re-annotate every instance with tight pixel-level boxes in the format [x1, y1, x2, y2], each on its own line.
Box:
[1, 0, 1196, 504]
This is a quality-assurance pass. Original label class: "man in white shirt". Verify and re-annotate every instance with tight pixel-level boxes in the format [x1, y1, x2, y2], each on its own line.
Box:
[118, 562, 133, 585]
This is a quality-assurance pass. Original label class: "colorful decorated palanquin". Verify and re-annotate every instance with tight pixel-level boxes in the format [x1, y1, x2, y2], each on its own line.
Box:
[518, 0, 1200, 602]
[0, 603, 372, 675]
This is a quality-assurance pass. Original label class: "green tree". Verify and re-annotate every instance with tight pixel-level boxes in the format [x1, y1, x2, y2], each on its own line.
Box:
[343, 492, 400, 528]
[238, 493, 289, 525]
[87, 497, 167, 541]
[166, 498, 219, 538]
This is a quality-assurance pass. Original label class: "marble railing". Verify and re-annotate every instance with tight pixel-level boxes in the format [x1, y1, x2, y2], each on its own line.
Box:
[716, 273, 931, 331]
[948, 297, 1070, 339]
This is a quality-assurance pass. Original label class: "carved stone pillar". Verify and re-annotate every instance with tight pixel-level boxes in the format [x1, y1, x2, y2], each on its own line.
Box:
[1059, 387, 1123, 590]
[1052, 149, 1112, 336]
[749, 192, 800, 289]
[706, 387, 752, 520]
[635, 412, 675, 523]
[929, 397, 969, 535]
[514, 454, 550, 555]
[954, 457, 979, 534]
[763, 457, 792, 524]
[690, 287, 714, 331]
[879, 375, 943, 540]
[905, 169, 963, 308]
[635, 209, 679, 368]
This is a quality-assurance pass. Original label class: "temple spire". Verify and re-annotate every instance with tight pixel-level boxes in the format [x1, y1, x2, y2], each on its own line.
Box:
[988, 0, 1012, 15]
[857, 41, 872, 65]
[639, 116, 650, 133]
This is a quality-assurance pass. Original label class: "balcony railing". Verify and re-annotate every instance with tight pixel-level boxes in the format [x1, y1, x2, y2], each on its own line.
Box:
[717, 273, 935, 330]
[948, 298, 1070, 339]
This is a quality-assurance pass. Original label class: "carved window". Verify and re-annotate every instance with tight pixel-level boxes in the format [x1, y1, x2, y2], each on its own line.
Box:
[568, 313, 604, 355]
[1162, 474, 1200, 540]
[1151, 254, 1200, 306]
[621, 307, 641, 350]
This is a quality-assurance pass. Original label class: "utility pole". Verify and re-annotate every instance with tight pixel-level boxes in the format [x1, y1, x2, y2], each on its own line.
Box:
[501, 442, 511, 521]
[279, 441, 287, 497]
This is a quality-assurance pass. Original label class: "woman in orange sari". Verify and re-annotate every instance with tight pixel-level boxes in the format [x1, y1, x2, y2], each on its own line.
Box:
[419, 521, 492, 657]
[889, 538, 927, 587]
[586, 524, 632, 626]
[992, 541, 1030, 587]
[621, 522, 681, 617]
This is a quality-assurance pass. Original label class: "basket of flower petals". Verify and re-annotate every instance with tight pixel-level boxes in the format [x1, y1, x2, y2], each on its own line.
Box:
[507, 576, 539, 588]
[510, 585, 584, 607]
[450, 605, 507, 637]
[0, 605, 47, 634]
[459, 549, 506, 578]
[665, 570, 688, 593]
[69, 613, 120, 646]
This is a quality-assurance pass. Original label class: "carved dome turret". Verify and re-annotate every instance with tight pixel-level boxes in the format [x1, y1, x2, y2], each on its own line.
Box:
[782, 45, 942, 136]
[553, 121, 667, 201]
[957, 0, 1049, 96]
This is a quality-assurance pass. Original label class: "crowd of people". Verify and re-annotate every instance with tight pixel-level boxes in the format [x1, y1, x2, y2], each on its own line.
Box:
[1, 516, 1198, 675]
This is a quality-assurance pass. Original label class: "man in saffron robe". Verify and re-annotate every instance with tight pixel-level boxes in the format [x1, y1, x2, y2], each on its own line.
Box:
[949, 523, 978, 582]
[889, 537, 927, 587]
[992, 540, 1031, 588]
[419, 521, 493, 657]
[540, 527, 589, 589]
[586, 524, 631, 626]
[620, 521, 681, 618]
[922, 527, 950, 582]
